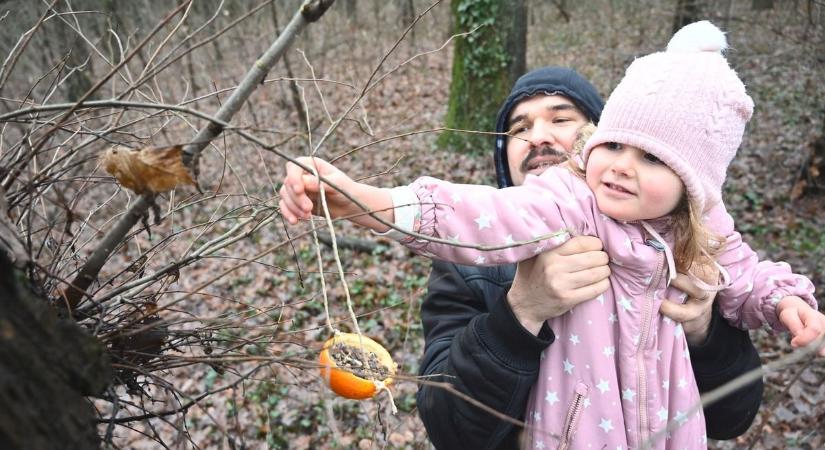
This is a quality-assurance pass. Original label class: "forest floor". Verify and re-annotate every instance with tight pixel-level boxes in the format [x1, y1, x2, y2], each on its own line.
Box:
[73, 4, 825, 450]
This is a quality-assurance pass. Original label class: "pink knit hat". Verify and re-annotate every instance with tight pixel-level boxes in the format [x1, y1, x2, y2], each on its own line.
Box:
[582, 21, 754, 214]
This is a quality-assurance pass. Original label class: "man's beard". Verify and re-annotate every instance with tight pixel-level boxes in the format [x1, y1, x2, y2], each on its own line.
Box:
[519, 144, 568, 174]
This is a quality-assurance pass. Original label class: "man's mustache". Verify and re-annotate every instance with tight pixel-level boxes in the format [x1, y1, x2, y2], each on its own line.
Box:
[519, 145, 567, 173]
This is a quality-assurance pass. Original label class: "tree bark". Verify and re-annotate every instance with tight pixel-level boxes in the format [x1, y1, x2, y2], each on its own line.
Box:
[438, 0, 527, 153]
[0, 250, 111, 450]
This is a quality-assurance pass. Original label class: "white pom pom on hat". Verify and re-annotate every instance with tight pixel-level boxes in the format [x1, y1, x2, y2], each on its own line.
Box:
[666, 20, 728, 53]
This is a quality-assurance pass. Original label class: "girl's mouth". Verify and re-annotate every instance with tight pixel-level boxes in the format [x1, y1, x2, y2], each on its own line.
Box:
[603, 182, 634, 195]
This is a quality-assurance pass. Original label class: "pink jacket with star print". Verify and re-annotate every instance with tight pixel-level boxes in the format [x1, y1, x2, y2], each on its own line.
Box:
[394, 166, 816, 450]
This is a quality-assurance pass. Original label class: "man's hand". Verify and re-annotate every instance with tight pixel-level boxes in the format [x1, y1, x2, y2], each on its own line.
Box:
[508, 236, 610, 335]
[777, 296, 825, 357]
[660, 265, 719, 346]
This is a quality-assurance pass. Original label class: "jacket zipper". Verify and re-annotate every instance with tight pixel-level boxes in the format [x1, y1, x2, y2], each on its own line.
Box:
[558, 382, 589, 450]
[637, 240, 666, 448]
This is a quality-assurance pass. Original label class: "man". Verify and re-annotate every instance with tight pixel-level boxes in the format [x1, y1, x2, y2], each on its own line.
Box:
[415, 67, 764, 449]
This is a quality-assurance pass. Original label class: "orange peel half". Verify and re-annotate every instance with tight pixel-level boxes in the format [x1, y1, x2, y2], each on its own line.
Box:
[318, 332, 396, 400]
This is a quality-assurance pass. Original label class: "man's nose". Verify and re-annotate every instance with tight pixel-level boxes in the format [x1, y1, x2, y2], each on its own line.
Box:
[528, 119, 556, 147]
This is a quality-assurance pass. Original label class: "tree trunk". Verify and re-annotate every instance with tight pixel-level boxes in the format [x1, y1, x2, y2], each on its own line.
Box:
[438, 0, 528, 153]
[0, 251, 111, 450]
[751, 0, 774, 10]
[672, 0, 702, 34]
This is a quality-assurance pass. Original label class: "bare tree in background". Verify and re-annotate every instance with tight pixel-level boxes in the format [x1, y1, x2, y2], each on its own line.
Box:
[439, 0, 527, 152]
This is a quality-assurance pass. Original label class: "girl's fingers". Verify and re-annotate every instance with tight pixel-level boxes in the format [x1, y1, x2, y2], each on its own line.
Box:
[660, 299, 702, 323]
[669, 273, 710, 302]
[781, 308, 804, 336]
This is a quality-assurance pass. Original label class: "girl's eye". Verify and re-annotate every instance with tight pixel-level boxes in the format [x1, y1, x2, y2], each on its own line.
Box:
[643, 153, 663, 164]
[605, 142, 623, 151]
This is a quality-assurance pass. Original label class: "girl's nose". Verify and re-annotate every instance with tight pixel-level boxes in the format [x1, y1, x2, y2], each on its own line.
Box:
[610, 151, 637, 176]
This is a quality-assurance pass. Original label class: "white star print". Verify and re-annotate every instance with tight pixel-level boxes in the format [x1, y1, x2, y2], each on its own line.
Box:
[619, 296, 633, 312]
[504, 234, 514, 245]
[448, 234, 460, 242]
[545, 390, 559, 405]
[603, 346, 615, 357]
[535, 440, 544, 449]
[608, 313, 618, 323]
[563, 359, 575, 374]
[678, 378, 688, 389]
[674, 410, 688, 426]
[674, 324, 683, 337]
[597, 379, 610, 394]
[624, 237, 632, 249]
[599, 418, 614, 433]
[596, 294, 605, 305]
[474, 255, 486, 265]
[533, 411, 541, 422]
[622, 388, 636, 402]
[663, 316, 673, 325]
[654, 349, 662, 361]
[451, 193, 462, 203]
[657, 407, 668, 422]
[475, 213, 492, 230]
[583, 398, 591, 408]
[662, 380, 669, 390]
[569, 334, 580, 345]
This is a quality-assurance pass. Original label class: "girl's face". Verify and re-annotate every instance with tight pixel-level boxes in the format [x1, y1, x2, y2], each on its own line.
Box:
[586, 143, 684, 222]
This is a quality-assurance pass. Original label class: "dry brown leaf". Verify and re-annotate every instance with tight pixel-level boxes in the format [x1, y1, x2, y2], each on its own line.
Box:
[101, 145, 196, 194]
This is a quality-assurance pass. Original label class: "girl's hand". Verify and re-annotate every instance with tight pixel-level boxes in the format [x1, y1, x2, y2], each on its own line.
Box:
[660, 264, 719, 346]
[278, 157, 395, 232]
[777, 296, 825, 357]
[278, 157, 358, 225]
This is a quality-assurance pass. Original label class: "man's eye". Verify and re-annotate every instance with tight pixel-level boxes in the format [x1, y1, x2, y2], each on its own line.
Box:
[508, 124, 529, 135]
[644, 153, 663, 164]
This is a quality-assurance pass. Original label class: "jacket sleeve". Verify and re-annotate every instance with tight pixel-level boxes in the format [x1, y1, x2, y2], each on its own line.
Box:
[689, 304, 764, 439]
[399, 168, 596, 266]
[416, 260, 554, 450]
[705, 204, 817, 331]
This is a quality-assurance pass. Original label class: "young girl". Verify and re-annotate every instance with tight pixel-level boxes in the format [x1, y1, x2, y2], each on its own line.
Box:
[279, 22, 823, 449]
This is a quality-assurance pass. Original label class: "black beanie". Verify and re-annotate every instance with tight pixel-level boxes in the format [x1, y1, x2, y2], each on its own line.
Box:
[494, 67, 604, 188]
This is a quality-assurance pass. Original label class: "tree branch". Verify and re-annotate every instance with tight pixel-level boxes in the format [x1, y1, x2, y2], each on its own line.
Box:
[59, 0, 337, 310]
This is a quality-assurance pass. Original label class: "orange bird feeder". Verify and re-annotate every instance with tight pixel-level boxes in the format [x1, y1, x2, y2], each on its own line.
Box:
[319, 332, 397, 400]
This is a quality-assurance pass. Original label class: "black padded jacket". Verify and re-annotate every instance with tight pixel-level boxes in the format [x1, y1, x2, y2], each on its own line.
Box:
[416, 259, 764, 450]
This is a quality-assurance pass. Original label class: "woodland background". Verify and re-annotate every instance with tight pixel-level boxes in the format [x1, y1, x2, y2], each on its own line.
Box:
[0, 0, 824, 449]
